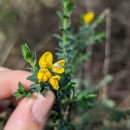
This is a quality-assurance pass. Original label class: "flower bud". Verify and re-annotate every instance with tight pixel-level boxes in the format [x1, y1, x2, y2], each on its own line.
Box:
[21, 43, 32, 63]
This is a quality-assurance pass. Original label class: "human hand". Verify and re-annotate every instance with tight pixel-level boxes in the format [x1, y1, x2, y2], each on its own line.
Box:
[0, 67, 55, 130]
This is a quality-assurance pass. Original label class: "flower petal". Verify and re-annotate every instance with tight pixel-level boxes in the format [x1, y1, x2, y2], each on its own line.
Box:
[49, 75, 60, 90]
[52, 68, 65, 74]
[37, 69, 51, 83]
[39, 52, 53, 68]
[83, 11, 95, 24]
[52, 60, 65, 74]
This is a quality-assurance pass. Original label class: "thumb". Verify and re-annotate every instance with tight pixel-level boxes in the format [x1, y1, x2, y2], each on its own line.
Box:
[4, 90, 55, 130]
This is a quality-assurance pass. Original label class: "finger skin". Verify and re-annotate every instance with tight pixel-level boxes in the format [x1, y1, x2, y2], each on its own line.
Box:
[4, 91, 55, 130]
[0, 69, 55, 130]
[0, 70, 32, 99]
[0, 66, 11, 71]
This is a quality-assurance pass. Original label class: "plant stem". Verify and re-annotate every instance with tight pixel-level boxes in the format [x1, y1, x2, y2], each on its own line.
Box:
[99, 8, 111, 101]
[62, 1, 68, 59]
[30, 62, 37, 71]
[63, 18, 67, 53]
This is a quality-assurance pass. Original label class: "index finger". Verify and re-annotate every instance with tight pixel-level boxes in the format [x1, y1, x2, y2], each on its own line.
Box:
[0, 70, 32, 99]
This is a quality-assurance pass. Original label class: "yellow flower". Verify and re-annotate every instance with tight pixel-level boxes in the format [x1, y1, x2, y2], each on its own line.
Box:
[39, 52, 65, 74]
[39, 52, 53, 69]
[83, 11, 95, 24]
[52, 60, 65, 74]
[37, 69, 51, 83]
[49, 75, 60, 90]
[37, 51, 65, 90]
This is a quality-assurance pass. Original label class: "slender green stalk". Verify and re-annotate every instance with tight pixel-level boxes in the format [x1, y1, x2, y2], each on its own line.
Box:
[63, 20, 67, 57]
[62, 2, 68, 58]
[30, 62, 37, 71]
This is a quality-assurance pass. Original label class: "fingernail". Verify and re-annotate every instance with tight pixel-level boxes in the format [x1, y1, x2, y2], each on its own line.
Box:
[32, 91, 55, 123]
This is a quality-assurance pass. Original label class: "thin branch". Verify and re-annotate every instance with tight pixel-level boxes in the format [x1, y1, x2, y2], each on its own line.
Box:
[99, 8, 111, 101]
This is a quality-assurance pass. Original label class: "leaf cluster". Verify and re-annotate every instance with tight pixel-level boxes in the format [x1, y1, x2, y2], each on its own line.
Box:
[13, 82, 32, 99]
[14, 44, 49, 99]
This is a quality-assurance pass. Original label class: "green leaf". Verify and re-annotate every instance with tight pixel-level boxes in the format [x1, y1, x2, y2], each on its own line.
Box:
[26, 92, 32, 97]
[86, 94, 97, 99]
[41, 90, 46, 97]
[30, 83, 37, 89]
[18, 82, 25, 92]
[36, 86, 42, 92]
[13, 92, 24, 99]
[27, 75, 37, 82]
[30, 83, 40, 88]
[87, 102, 94, 108]
[26, 68, 36, 75]
[44, 85, 50, 89]
[56, 11, 63, 20]
[92, 16, 105, 27]
[30, 84, 41, 92]
[53, 34, 63, 40]
[58, 42, 64, 48]
[94, 32, 105, 41]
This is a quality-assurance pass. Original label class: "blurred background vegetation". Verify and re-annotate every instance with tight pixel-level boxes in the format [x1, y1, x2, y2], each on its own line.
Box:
[1, 0, 130, 129]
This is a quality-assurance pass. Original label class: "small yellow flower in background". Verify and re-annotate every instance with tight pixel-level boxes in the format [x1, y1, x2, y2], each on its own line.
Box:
[37, 51, 65, 90]
[83, 11, 95, 24]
